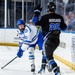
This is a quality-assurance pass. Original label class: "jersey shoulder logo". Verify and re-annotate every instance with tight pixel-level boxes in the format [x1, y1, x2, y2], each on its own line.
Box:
[24, 29, 28, 33]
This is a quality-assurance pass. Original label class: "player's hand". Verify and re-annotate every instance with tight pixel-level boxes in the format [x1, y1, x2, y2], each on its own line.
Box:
[17, 48, 24, 58]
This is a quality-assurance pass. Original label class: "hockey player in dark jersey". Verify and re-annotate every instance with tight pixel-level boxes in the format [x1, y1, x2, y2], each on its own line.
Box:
[35, 2, 67, 75]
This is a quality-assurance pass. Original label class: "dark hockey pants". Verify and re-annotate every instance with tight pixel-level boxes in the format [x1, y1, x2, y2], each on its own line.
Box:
[44, 36, 60, 72]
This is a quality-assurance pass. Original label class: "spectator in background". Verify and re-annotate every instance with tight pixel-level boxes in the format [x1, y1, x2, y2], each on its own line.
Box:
[55, 0, 64, 16]
[66, 0, 74, 12]
[64, 15, 70, 26]
[67, 11, 75, 31]
[57, 0, 63, 3]
[68, 0, 74, 4]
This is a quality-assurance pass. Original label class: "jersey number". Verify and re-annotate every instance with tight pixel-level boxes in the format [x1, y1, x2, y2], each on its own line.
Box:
[49, 23, 60, 31]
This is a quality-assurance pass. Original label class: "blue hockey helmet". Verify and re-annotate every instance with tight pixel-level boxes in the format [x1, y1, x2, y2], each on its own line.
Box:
[17, 19, 25, 27]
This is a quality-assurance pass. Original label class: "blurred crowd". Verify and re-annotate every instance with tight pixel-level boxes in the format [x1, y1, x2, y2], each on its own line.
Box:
[64, 11, 75, 31]
[0, 0, 75, 30]
[53, 0, 75, 32]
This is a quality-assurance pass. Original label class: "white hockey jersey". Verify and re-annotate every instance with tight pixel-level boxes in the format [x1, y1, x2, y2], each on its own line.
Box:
[17, 24, 38, 51]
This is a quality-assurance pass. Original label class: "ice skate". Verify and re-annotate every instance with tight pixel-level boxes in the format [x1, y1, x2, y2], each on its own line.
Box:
[38, 64, 46, 74]
[38, 68, 45, 74]
[55, 67, 61, 75]
[31, 64, 35, 74]
[46, 63, 52, 72]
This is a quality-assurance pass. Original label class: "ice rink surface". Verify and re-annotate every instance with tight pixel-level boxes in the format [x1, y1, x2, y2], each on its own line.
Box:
[0, 46, 75, 75]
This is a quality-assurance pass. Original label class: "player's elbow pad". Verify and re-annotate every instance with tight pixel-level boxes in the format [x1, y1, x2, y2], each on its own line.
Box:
[32, 16, 39, 24]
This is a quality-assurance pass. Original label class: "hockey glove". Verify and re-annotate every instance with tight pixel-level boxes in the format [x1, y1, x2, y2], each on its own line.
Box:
[34, 4, 42, 17]
[17, 48, 24, 58]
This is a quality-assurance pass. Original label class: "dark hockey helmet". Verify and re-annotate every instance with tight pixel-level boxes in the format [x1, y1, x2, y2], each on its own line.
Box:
[47, 2, 56, 12]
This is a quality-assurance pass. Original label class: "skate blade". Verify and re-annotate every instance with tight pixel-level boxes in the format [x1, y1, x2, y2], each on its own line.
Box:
[31, 72, 35, 75]
[38, 71, 45, 75]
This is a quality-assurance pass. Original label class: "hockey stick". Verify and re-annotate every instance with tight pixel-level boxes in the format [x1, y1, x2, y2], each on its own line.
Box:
[1, 56, 17, 69]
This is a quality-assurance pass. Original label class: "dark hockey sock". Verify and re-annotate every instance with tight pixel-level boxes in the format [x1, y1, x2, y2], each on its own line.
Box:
[49, 59, 57, 70]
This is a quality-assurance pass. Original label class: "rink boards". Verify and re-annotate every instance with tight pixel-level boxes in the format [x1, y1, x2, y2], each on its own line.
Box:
[0, 28, 75, 71]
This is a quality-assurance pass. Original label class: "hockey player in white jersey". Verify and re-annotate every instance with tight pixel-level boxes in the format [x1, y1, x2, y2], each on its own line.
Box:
[16, 19, 38, 74]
